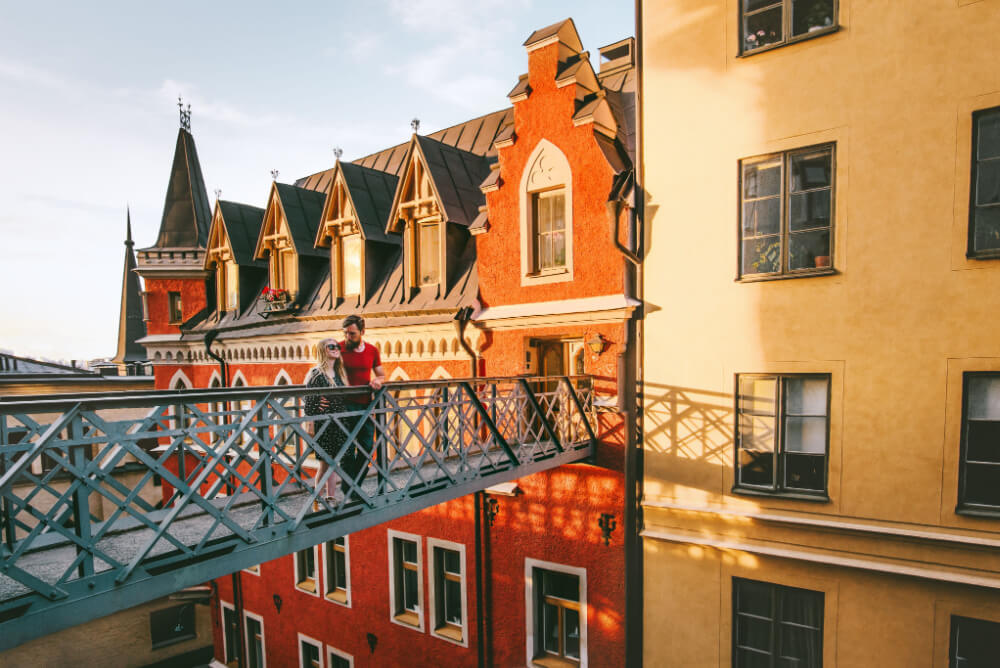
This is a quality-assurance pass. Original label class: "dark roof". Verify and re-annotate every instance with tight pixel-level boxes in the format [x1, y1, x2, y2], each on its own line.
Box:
[0, 353, 96, 376]
[112, 212, 148, 364]
[600, 65, 637, 163]
[295, 108, 513, 193]
[274, 183, 326, 258]
[338, 162, 399, 245]
[413, 134, 492, 227]
[153, 128, 211, 248]
[523, 18, 582, 51]
[218, 200, 267, 267]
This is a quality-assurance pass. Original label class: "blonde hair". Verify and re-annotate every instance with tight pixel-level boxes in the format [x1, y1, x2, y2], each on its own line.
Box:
[312, 338, 348, 385]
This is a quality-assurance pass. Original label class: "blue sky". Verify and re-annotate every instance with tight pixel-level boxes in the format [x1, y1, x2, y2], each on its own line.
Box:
[0, 1, 634, 363]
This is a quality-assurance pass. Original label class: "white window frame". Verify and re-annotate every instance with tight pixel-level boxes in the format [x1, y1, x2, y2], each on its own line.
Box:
[321, 535, 352, 607]
[387, 529, 425, 631]
[294, 545, 320, 597]
[524, 557, 588, 668]
[519, 139, 574, 286]
[427, 537, 469, 647]
[220, 600, 238, 665]
[243, 609, 267, 668]
[326, 645, 354, 668]
[298, 632, 324, 668]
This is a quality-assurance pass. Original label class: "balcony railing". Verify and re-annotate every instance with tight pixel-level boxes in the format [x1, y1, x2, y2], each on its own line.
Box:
[0, 375, 596, 648]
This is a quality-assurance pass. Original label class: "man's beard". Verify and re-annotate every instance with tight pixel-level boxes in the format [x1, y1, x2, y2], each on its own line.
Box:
[344, 338, 360, 350]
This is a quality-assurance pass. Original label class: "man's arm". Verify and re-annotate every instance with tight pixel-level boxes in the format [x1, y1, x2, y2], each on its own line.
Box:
[370, 364, 386, 390]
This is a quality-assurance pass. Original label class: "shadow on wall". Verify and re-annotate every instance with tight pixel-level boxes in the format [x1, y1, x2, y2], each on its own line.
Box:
[644, 381, 733, 495]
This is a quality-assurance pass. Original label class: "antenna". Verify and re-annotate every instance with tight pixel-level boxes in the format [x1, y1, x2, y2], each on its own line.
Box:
[177, 96, 192, 131]
[270, 169, 280, 181]
[333, 147, 343, 160]
[410, 118, 420, 133]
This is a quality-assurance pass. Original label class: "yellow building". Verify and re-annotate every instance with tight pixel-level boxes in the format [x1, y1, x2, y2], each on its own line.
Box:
[639, 1, 1000, 665]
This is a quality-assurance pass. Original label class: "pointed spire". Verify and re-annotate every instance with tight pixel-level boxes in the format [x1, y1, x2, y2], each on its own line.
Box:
[152, 110, 211, 249]
[112, 209, 148, 370]
[125, 206, 134, 247]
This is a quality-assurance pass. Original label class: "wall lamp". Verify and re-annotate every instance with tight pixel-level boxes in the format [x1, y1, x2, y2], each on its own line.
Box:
[586, 333, 607, 355]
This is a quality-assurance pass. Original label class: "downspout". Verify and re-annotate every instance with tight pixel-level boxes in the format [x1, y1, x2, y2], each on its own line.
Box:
[454, 305, 478, 378]
[204, 330, 228, 387]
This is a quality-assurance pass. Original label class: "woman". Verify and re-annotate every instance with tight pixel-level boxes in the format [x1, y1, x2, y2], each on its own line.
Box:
[304, 338, 350, 505]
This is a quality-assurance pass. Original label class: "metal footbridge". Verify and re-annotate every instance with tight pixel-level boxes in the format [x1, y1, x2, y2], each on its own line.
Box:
[0, 375, 596, 649]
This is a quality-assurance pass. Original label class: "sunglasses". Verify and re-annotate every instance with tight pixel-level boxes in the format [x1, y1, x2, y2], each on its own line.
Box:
[325, 344, 340, 351]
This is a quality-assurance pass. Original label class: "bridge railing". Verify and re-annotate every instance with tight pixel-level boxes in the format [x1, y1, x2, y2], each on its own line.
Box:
[0, 375, 595, 625]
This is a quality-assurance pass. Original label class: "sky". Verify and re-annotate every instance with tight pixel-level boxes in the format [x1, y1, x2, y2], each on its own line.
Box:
[0, 1, 634, 364]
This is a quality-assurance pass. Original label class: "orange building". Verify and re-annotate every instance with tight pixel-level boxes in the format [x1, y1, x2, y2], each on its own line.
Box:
[135, 20, 638, 668]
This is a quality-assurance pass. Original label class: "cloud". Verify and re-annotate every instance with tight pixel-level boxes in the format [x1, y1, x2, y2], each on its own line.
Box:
[0, 57, 75, 92]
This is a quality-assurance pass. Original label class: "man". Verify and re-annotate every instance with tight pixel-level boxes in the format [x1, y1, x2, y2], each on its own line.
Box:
[337, 314, 385, 497]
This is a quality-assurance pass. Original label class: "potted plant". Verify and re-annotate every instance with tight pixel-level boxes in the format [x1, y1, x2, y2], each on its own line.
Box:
[260, 287, 292, 312]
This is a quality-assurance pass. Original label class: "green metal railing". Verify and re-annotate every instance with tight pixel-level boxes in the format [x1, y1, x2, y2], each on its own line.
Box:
[0, 375, 595, 649]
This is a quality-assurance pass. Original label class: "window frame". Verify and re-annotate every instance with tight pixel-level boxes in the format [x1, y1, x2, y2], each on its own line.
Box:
[326, 646, 354, 668]
[732, 577, 824, 668]
[338, 232, 363, 296]
[322, 535, 351, 606]
[950, 615, 1000, 667]
[298, 632, 324, 668]
[733, 373, 832, 500]
[738, 0, 839, 57]
[737, 143, 836, 281]
[149, 602, 197, 650]
[294, 545, 320, 596]
[967, 106, 1000, 259]
[167, 291, 183, 324]
[427, 537, 468, 646]
[243, 609, 267, 668]
[531, 188, 568, 274]
[415, 220, 441, 287]
[220, 600, 239, 665]
[525, 557, 588, 668]
[387, 529, 424, 631]
[957, 371, 1000, 515]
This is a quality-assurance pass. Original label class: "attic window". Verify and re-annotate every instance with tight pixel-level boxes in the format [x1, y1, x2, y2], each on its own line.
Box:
[417, 222, 440, 285]
[272, 248, 297, 294]
[217, 259, 239, 312]
[339, 233, 362, 295]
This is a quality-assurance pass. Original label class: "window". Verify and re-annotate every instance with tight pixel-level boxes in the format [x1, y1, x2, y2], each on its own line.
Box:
[295, 546, 319, 595]
[221, 602, 239, 665]
[526, 558, 587, 667]
[299, 634, 323, 668]
[217, 259, 239, 311]
[733, 578, 823, 667]
[950, 615, 1000, 667]
[339, 234, 362, 295]
[958, 373, 1000, 512]
[149, 603, 196, 649]
[244, 611, 266, 668]
[969, 107, 1000, 258]
[735, 374, 830, 497]
[533, 190, 567, 272]
[141, 291, 150, 322]
[429, 539, 467, 645]
[327, 647, 353, 668]
[276, 249, 298, 293]
[740, 0, 836, 54]
[388, 531, 423, 629]
[323, 535, 351, 605]
[168, 291, 183, 324]
[740, 144, 834, 278]
[417, 222, 440, 286]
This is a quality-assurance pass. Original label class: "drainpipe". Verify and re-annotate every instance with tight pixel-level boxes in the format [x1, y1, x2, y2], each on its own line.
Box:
[454, 306, 478, 378]
[474, 491, 486, 668]
[204, 330, 228, 387]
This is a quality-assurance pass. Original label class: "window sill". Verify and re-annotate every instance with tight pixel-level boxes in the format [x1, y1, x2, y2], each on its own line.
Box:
[521, 268, 573, 286]
[295, 580, 317, 594]
[325, 590, 349, 605]
[738, 25, 840, 58]
[955, 506, 1000, 520]
[433, 624, 464, 643]
[532, 655, 580, 668]
[966, 250, 1000, 261]
[732, 487, 830, 503]
[393, 611, 421, 628]
[737, 268, 838, 283]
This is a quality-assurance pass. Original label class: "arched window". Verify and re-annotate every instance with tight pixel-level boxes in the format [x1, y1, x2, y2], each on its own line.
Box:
[520, 139, 574, 285]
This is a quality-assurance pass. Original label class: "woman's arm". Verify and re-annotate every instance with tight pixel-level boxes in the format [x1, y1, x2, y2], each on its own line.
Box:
[303, 371, 325, 416]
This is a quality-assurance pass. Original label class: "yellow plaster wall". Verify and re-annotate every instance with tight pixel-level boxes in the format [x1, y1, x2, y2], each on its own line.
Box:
[641, 0, 1000, 663]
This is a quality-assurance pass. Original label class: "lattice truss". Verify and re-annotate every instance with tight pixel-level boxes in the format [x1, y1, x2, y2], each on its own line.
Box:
[0, 377, 595, 619]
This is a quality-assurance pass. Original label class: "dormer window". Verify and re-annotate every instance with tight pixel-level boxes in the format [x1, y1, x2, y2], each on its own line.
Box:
[220, 259, 239, 311]
[339, 233, 362, 295]
[417, 222, 440, 285]
[272, 247, 298, 294]
[257, 200, 299, 296]
[521, 140, 574, 285]
[206, 211, 241, 312]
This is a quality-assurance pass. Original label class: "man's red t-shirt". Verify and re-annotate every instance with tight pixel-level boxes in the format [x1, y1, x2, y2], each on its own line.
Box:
[340, 341, 381, 404]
